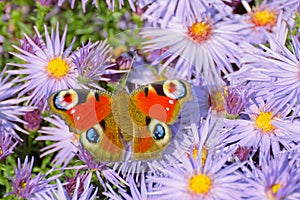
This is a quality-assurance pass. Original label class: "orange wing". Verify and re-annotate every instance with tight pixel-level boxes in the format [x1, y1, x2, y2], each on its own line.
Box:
[129, 80, 192, 160]
[48, 89, 112, 133]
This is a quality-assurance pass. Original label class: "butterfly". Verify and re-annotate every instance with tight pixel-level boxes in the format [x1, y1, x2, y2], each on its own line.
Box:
[48, 79, 192, 162]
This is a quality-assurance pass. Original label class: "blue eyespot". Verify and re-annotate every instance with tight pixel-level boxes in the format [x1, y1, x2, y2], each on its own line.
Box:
[153, 124, 165, 140]
[86, 128, 100, 143]
[53, 93, 68, 111]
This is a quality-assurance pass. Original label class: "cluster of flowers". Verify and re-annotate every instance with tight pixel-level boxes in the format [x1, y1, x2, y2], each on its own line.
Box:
[1, 0, 300, 199]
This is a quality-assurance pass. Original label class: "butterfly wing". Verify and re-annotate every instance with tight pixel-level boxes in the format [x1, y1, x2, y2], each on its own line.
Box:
[79, 114, 126, 162]
[129, 80, 192, 160]
[48, 89, 112, 133]
[48, 89, 126, 162]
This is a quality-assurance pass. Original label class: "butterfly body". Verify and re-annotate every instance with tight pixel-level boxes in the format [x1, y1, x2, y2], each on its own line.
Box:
[48, 80, 192, 162]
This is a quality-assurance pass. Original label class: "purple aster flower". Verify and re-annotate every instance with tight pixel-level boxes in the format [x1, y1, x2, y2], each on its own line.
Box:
[141, 11, 243, 84]
[224, 96, 300, 163]
[0, 132, 18, 161]
[223, 85, 251, 118]
[6, 156, 60, 199]
[142, 0, 210, 27]
[74, 145, 127, 190]
[242, 152, 300, 199]
[103, 174, 148, 199]
[48, 173, 98, 200]
[73, 40, 121, 88]
[23, 109, 42, 131]
[8, 23, 82, 111]
[0, 67, 30, 140]
[236, 0, 298, 45]
[36, 116, 80, 167]
[228, 35, 300, 116]
[147, 145, 248, 199]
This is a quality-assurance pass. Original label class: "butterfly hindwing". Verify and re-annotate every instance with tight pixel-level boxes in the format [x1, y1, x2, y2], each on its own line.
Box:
[80, 114, 126, 162]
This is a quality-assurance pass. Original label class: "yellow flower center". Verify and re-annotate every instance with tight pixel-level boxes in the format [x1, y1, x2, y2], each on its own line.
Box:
[250, 8, 277, 29]
[267, 183, 281, 200]
[0, 147, 2, 155]
[189, 173, 211, 195]
[46, 58, 70, 79]
[21, 181, 27, 190]
[255, 112, 275, 133]
[188, 21, 213, 43]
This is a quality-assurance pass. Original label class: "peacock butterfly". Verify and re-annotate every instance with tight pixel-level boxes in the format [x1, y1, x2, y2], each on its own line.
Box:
[48, 80, 192, 162]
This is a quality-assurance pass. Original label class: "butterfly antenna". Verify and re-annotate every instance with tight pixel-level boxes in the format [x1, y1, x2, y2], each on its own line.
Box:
[122, 50, 137, 87]
[114, 50, 137, 92]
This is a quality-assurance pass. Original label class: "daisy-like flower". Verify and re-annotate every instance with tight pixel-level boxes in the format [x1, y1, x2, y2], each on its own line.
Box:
[0, 67, 30, 140]
[147, 145, 247, 199]
[227, 35, 300, 116]
[224, 96, 300, 163]
[47, 173, 98, 200]
[242, 152, 300, 199]
[0, 132, 18, 161]
[141, 12, 243, 84]
[6, 156, 60, 199]
[8, 24, 81, 111]
[73, 40, 121, 88]
[103, 174, 148, 200]
[142, 0, 210, 27]
[36, 116, 80, 167]
[237, 0, 298, 44]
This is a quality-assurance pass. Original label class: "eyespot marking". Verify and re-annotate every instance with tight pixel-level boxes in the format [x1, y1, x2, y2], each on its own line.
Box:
[144, 87, 149, 97]
[86, 128, 100, 143]
[53, 90, 78, 111]
[153, 124, 165, 140]
[94, 92, 100, 102]
[163, 80, 187, 100]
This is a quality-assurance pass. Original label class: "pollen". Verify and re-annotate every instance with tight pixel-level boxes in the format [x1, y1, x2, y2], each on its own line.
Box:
[250, 7, 277, 29]
[47, 58, 70, 79]
[188, 21, 213, 43]
[189, 173, 212, 195]
[255, 111, 275, 133]
[267, 183, 281, 200]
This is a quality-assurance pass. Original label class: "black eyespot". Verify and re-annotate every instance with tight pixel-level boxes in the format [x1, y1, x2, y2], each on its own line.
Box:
[151, 84, 165, 96]
[153, 124, 165, 140]
[145, 116, 151, 125]
[144, 87, 149, 97]
[86, 128, 100, 143]
[94, 92, 100, 102]
[53, 93, 68, 111]
[100, 120, 106, 130]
